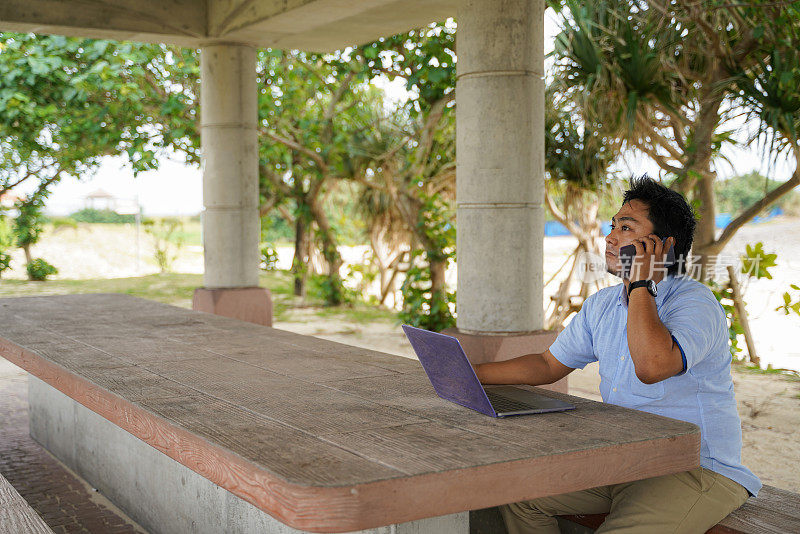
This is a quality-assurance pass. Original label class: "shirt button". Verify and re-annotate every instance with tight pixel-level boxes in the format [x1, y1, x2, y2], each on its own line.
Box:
[612, 387, 617, 392]
[620, 356, 624, 361]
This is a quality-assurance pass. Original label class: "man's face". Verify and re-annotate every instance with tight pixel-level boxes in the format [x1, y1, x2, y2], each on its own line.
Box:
[604, 199, 655, 277]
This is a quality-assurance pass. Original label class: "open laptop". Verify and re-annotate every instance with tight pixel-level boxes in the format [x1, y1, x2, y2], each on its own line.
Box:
[402, 325, 575, 417]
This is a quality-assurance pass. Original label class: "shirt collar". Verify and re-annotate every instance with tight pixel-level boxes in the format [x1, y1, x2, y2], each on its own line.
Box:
[617, 274, 676, 308]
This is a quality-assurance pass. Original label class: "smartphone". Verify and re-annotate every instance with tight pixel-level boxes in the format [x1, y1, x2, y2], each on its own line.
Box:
[618, 237, 676, 279]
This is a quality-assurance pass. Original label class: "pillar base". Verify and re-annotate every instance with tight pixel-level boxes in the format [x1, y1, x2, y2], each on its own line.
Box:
[442, 328, 567, 394]
[193, 287, 272, 327]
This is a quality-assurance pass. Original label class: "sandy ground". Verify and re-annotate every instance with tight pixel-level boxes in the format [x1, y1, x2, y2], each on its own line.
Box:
[3, 217, 799, 492]
[3, 223, 204, 280]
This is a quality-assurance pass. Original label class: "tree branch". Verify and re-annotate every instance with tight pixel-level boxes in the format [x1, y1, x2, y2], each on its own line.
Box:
[544, 187, 582, 238]
[714, 167, 800, 249]
[633, 141, 684, 175]
[262, 129, 329, 174]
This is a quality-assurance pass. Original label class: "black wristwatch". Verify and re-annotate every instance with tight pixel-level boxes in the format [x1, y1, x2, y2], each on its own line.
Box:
[629, 279, 657, 298]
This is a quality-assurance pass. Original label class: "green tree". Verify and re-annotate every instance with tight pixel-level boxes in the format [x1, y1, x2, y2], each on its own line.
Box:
[0, 34, 199, 231]
[256, 48, 375, 305]
[12, 193, 46, 266]
[715, 172, 798, 216]
[0, 213, 13, 278]
[352, 21, 458, 330]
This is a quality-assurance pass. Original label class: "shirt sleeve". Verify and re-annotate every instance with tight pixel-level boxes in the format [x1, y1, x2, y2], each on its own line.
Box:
[548, 297, 597, 370]
[660, 290, 725, 373]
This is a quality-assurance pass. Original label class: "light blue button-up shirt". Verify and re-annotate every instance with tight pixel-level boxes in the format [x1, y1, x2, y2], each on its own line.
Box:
[549, 273, 761, 497]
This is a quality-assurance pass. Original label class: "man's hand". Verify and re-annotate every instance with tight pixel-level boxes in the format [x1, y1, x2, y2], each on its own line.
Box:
[629, 234, 675, 284]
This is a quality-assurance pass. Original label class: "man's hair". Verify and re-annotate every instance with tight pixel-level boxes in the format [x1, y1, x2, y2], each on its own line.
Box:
[622, 175, 697, 275]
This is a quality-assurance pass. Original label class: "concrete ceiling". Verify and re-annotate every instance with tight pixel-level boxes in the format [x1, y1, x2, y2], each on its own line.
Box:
[0, 0, 458, 51]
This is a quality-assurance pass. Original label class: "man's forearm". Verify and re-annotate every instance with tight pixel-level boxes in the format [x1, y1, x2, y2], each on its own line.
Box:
[627, 289, 681, 383]
[474, 353, 557, 386]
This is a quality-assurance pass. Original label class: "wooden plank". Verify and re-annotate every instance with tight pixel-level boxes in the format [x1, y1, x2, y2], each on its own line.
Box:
[189, 342, 405, 383]
[138, 393, 404, 486]
[325, 421, 536, 474]
[64, 362, 190, 403]
[138, 356, 428, 436]
[75, 335, 235, 365]
[711, 485, 800, 534]
[325, 373, 696, 450]
[564, 485, 800, 534]
[711, 512, 800, 534]
[731, 485, 800, 520]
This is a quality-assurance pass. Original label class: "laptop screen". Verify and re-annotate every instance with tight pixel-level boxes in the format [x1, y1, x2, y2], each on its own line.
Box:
[402, 325, 495, 416]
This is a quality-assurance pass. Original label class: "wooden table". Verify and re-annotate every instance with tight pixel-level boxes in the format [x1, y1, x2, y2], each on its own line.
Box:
[0, 294, 700, 533]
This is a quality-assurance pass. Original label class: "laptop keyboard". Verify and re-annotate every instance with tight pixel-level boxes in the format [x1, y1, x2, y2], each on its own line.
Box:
[485, 392, 534, 413]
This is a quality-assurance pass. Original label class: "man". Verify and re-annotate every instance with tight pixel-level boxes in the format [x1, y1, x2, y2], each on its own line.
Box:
[474, 176, 760, 533]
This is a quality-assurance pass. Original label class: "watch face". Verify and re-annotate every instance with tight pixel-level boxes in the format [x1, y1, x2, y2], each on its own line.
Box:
[647, 280, 657, 297]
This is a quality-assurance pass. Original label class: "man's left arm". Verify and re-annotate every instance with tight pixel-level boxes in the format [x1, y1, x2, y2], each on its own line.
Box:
[627, 289, 685, 384]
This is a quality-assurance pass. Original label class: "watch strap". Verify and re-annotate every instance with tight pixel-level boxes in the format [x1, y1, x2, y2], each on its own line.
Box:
[628, 280, 653, 297]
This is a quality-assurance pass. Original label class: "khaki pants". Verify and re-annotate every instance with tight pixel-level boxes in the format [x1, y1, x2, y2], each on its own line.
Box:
[500, 467, 749, 534]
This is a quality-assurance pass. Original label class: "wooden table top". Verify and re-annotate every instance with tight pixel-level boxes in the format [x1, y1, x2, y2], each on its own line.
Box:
[0, 294, 700, 533]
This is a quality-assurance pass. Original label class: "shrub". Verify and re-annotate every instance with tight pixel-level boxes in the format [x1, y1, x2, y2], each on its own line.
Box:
[69, 208, 135, 224]
[0, 251, 11, 278]
[260, 244, 279, 271]
[0, 216, 12, 278]
[50, 217, 79, 232]
[26, 258, 58, 281]
[308, 273, 358, 305]
[143, 217, 184, 273]
[0, 215, 13, 249]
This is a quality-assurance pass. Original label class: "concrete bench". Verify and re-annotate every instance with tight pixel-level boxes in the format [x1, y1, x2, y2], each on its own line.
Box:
[0, 294, 703, 534]
[0, 472, 54, 534]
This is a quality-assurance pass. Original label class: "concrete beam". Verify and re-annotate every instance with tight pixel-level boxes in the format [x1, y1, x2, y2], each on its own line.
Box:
[0, 0, 205, 47]
[0, 0, 458, 52]
[216, 0, 458, 52]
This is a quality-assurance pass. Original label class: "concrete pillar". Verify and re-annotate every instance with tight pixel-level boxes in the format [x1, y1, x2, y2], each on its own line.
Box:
[453, 0, 565, 391]
[193, 43, 272, 326]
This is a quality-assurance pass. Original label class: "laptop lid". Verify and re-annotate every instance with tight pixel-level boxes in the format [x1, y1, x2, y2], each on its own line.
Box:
[401, 325, 496, 416]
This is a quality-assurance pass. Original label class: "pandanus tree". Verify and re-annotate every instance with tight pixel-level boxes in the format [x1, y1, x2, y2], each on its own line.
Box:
[731, 44, 800, 238]
[351, 22, 458, 330]
[543, 81, 622, 328]
[551, 0, 800, 279]
[350, 89, 456, 330]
